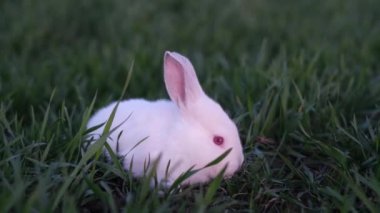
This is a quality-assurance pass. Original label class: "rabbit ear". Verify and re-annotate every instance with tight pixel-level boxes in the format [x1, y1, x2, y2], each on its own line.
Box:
[164, 51, 204, 108]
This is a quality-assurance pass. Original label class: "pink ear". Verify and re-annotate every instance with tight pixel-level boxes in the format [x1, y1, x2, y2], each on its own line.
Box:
[163, 51, 204, 107]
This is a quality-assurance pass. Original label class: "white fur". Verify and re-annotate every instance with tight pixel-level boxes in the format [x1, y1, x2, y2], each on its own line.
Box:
[87, 51, 244, 186]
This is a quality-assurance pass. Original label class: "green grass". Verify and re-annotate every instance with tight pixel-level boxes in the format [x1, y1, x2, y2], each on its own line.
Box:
[1, 0, 380, 212]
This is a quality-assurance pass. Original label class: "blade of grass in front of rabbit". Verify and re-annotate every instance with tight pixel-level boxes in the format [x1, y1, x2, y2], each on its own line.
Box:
[97, 110, 132, 171]
[119, 59, 134, 100]
[66, 92, 97, 161]
[91, 101, 123, 166]
[202, 148, 232, 168]
[116, 130, 123, 153]
[137, 154, 162, 203]
[53, 123, 110, 209]
[143, 153, 151, 175]
[83, 121, 105, 136]
[104, 142, 124, 173]
[120, 135, 149, 161]
[53, 93, 122, 209]
[95, 57, 134, 161]
[81, 122, 106, 153]
[168, 149, 232, 193]
[165, 159, 171, 185]
[199, 165, 227, 212]
[103, 58, 135, 178]
[168, 166, 198, 193]
[151, 154, 162, 188]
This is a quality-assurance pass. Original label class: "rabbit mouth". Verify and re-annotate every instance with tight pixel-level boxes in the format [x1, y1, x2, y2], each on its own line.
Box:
[204, 164, 234, 180]
[206, 170, 234, 181]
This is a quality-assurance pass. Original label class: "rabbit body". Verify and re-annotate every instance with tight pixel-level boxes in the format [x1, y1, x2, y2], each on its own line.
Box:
[87, 51, 244, 186]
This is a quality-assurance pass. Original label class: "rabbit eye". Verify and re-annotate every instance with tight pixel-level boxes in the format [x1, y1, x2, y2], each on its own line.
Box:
[213, 136, 224, 146]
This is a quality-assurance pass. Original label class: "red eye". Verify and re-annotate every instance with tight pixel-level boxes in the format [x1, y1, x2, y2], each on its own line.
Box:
[213, 135, 224, 146]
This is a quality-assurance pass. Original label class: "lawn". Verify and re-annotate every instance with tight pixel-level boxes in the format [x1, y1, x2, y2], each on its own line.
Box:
[1, 0, 380, 212]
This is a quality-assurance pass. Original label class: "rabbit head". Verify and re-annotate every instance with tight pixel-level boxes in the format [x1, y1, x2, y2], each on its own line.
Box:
[162, 51, 244, 184]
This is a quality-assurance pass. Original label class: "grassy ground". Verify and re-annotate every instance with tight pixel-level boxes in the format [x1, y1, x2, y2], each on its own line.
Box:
[1, 0, 380, 212]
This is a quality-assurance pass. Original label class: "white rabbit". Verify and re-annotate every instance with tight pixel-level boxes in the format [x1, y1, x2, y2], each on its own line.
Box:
[87, 51, 244, 186]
